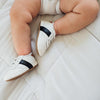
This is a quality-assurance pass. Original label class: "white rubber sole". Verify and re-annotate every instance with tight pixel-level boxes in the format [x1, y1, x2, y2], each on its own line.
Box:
[36, 22, 41, 56]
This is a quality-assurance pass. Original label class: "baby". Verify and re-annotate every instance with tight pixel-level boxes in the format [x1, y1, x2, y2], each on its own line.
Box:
[4, 0, 99, 81]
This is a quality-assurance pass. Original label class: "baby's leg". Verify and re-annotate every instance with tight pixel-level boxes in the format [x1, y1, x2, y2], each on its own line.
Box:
[10, 0, 41, 55]
[54, 0, 99, 35]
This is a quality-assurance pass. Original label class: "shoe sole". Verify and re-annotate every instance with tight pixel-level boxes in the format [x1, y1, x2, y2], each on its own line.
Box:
[6, 64, 38, 81]
[36, 22, 41, 56]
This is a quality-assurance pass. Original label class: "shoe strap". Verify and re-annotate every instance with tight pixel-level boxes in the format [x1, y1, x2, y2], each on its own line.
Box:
[40, 26, 51, 37]
[19, 59, 33, 69]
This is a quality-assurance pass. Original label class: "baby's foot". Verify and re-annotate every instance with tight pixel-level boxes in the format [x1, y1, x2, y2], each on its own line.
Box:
[4, 53, 38, 81]
[36, 20, 56, 56]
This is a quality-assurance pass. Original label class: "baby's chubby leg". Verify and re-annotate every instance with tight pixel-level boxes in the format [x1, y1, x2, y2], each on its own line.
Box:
[4, 0, 41, 81]
[54, 0, 99, 34]
[10, 0, 41, 55]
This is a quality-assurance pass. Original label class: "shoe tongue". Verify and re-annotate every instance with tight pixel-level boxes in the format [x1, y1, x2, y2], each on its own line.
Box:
[17, 55, 24, 59]
[16, 55, 28, 63]
[18, 53, 32, 59]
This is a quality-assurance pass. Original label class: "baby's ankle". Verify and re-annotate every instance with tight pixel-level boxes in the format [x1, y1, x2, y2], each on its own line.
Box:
[17, 51, 32, 56]
[54, 22, 59, 35]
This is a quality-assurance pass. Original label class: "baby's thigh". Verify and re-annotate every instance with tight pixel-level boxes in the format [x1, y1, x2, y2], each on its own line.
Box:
[11, 0, 41, 17]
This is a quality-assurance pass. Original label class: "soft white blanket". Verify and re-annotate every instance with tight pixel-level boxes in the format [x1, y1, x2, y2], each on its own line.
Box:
[0, 0, 100, 100]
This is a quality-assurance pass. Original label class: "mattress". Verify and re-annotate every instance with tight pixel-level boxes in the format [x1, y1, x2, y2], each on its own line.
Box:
[0, 0, 100, 100]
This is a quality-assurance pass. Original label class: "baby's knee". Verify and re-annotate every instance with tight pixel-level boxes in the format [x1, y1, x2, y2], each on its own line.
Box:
[74, 0, 99, 20]
[80, 0, 99, 16]
[85, 1, 99, 16]
[10, 6, 32, 23]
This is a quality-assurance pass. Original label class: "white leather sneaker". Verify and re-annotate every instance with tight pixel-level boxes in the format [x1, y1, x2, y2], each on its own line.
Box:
[4, 54, 38, 81]
[36, 21, 56, 56]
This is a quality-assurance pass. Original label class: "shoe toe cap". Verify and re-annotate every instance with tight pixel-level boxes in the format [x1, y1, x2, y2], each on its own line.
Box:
[4, 66, 28, 81]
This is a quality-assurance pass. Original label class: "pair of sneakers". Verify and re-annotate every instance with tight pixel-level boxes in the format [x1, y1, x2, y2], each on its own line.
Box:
[4, 21, 56, 81]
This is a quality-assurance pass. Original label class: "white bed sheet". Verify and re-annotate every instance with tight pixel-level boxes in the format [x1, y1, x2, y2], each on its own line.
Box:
[0, 0, 100, 100]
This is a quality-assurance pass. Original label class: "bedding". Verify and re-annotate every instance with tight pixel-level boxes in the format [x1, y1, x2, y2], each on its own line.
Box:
[0, 0, 100, 100]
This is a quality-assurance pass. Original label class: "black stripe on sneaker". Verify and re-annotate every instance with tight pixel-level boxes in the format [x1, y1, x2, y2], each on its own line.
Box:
[40, 26, 51, 37]
[19, 60, 33, 69]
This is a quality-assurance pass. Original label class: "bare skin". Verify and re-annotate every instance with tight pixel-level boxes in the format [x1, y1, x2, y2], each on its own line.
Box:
[10, 0, 99, 55]
[55, 0, 99, 34]
[10, 0, 41, 55]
